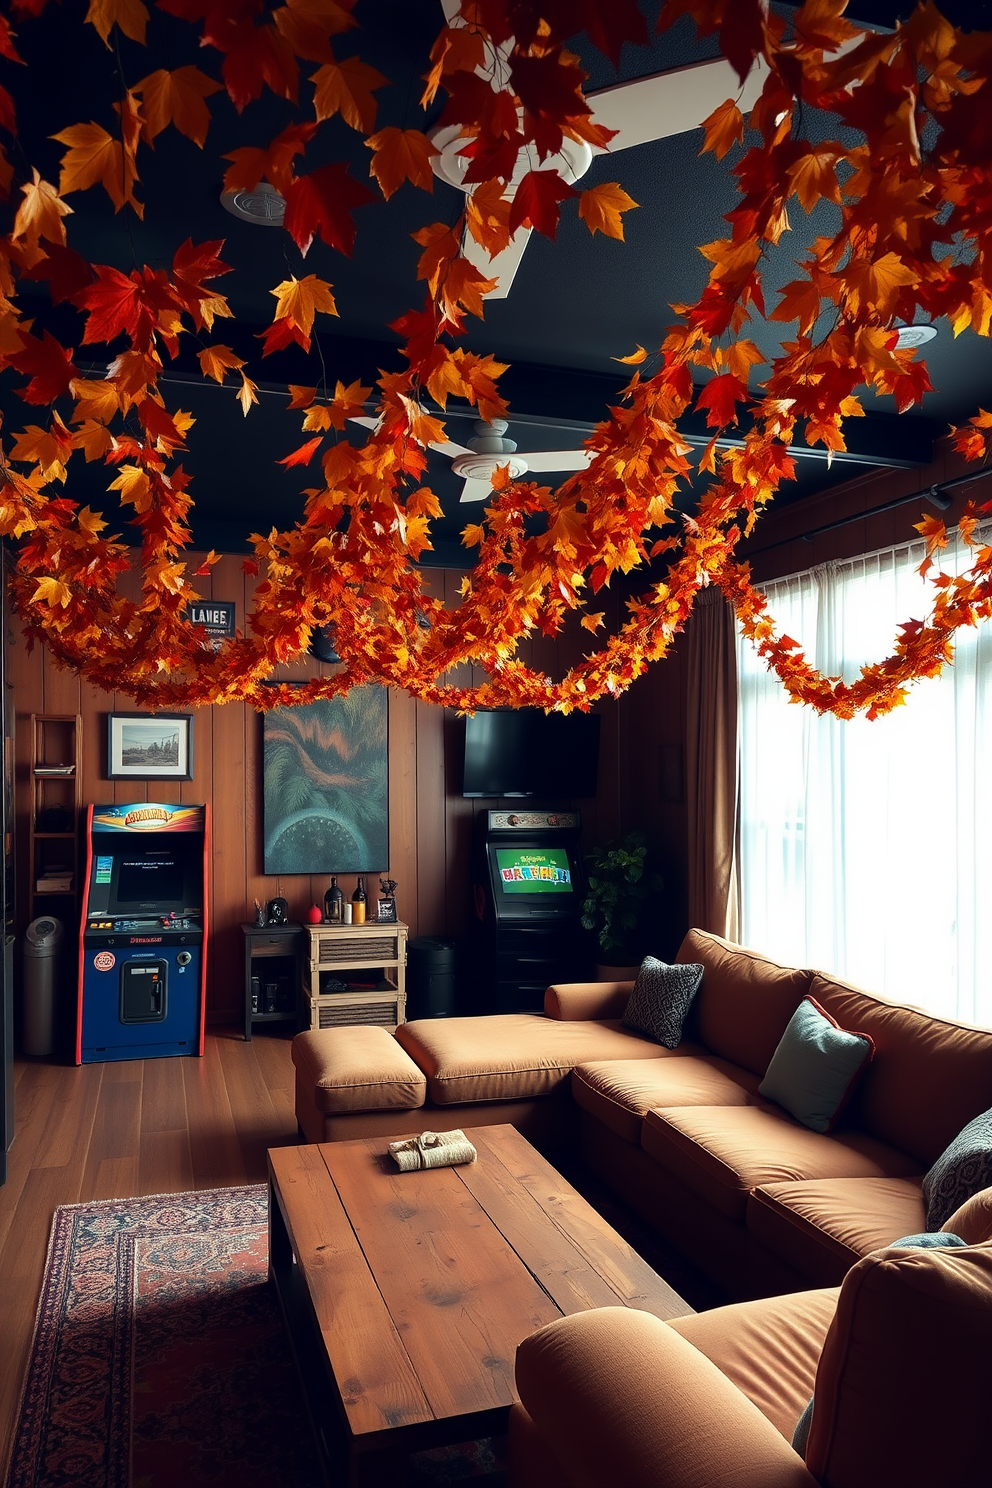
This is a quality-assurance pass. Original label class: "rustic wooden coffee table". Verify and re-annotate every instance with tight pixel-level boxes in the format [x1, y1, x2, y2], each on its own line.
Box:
[269, 1123, 694, 1486]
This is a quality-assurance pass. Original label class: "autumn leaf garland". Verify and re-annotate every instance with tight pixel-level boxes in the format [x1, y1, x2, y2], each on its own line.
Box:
[0, 0, 990, 716]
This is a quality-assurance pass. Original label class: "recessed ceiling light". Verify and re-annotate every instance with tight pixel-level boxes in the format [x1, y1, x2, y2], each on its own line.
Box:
[220, 183, 286, 226]
[893, 322, 938, 350]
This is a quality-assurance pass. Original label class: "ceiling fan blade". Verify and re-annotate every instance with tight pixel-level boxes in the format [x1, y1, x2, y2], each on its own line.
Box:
[524, 450, 594, 473]
[462, 225, 533, 299]
[439, 0, 461, 20]
[347, 414, 380, 431]
[459, 477, 497, 503]
[587, 54, 768, 152]
[429, 439, 471, 458]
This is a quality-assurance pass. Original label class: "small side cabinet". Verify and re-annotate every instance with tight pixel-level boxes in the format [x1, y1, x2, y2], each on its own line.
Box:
[242, 922, 303, 1040]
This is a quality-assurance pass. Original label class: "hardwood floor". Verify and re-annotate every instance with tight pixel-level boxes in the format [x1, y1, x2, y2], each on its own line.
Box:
[0, 1028, 300, 1479]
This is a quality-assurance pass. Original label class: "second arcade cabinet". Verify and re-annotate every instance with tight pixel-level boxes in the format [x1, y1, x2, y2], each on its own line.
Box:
[472, 810, 591, 1012]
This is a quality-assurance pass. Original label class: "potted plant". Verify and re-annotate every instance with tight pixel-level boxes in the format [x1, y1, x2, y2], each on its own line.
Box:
[580, 832, 664, 979]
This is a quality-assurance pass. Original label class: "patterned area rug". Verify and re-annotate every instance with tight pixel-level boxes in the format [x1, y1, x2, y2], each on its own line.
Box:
[5, 1186, 506, 1488]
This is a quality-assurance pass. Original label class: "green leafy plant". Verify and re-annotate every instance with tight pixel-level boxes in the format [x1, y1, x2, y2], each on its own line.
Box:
[581, 832, 664, 961]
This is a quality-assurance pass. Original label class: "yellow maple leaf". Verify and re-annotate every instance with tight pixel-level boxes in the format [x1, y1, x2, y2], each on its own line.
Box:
[108, 464, 151, 510]
[238, 373, 259, 416]
[580, 612, 605, 632]
[77, 505, 108, 536]
[612, 345, 647, 365]
[197, 344, 244, 383]
[311, 57, 387, 132]
[577, 182, 638, 240]
[135, 67, 222, 148]
[70, 377, 120, 424]
[53, 122, 142, 216]
[462, 523, 486, 547]
[13, 171, 72, 246]
[31, 576, 74, 607]
[85, 0, 148, 45]
[10, 420, 71, 482]
[270, 274, 338, 336]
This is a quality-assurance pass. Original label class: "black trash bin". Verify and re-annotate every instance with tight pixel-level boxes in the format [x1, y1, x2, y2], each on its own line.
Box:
[406, 937, 458, 1019]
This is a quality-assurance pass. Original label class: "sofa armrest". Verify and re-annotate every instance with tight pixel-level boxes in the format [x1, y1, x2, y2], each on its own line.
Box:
[544, 981, 633, 1021]
[515, 1308, 819, 1488]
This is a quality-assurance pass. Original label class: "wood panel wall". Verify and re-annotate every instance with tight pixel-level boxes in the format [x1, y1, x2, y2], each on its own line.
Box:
[7, 557, 697, 1024]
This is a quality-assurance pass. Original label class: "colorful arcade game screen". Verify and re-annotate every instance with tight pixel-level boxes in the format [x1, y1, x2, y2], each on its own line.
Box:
[494, 846, 574, 894]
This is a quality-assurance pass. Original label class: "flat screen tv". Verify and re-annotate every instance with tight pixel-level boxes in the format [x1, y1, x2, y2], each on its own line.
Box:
[462, 710, 600, 798]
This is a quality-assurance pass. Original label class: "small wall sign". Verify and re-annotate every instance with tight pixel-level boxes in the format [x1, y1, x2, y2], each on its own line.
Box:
[187, 601, 236, 639]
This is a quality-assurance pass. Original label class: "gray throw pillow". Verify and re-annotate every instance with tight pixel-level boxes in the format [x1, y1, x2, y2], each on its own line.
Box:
[621, 956, 703, 1048]
[791, 1230, 968, 1460]
[922, 1105, 992, 1231]
[758, 996, 874, 1134]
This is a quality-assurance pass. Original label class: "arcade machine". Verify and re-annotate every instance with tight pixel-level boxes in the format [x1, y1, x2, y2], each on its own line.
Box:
[471, 810, 591, 1012]
[76, 802, 209, 1064]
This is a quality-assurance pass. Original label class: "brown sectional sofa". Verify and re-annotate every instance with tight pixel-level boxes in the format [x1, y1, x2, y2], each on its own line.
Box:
[292, 928, 992, 1299]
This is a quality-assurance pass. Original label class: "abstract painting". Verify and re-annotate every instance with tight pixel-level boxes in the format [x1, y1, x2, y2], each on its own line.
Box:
[262, 688, 388, 875]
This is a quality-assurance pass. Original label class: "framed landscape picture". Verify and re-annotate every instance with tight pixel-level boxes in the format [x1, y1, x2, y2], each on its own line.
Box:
[107, 713, 193, 780]
[263, 688, 388, 875]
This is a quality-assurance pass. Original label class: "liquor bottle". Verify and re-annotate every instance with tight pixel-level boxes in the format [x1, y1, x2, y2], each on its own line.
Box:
[324, 876, 344, 923]
[352, 875, 367, 924]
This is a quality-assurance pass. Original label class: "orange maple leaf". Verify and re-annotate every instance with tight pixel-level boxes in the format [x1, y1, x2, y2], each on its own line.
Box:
[398, 394, 446, 450]
[135, 67, 222, 148]
[465, 180, 513, 257]
[53, 121, 142, 216]
[70, 376, 120, 423]
[270, 274, 337, 342]
[222, 123, 316, 196]
[577, 182, 638, 240]
[769, 277, 823, 334]
[787, 144, 842, 214]
[612, 345, 647, 364]
[237, 373, 258, 416]
[197, 344, 245, 382]
[278, 436, 323, 467]
[412, 221, 461, 296]
[367, 127, 437, 200]
[311, 57, 387, 132]
[12, 171, 72, 246]
[85, 0, 148, 46]
[699, 98, 743, 161]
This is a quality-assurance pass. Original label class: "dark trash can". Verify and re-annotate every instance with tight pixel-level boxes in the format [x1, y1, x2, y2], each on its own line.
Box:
[407, 937, 458, 1019]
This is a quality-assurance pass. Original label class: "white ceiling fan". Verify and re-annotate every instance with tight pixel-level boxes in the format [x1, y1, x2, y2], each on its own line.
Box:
[430, 0, 770, 298]
[349, 414, 591, 501]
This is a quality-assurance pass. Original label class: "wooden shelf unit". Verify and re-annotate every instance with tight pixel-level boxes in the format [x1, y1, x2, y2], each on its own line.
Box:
[28, 715, 82, 928]
[303, 921, 408, 1031]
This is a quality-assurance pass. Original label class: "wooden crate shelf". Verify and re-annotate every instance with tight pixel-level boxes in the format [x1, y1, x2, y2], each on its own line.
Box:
[304, 921, 407, 1031]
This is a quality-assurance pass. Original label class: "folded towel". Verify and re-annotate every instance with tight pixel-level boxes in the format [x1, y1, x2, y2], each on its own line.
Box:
[388, 1129, 478, 1172]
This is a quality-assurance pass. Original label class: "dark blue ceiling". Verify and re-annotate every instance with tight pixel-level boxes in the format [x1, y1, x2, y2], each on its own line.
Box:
[3, 0, 990, 561]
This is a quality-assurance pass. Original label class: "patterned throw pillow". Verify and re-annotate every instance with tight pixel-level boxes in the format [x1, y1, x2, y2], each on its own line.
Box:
[923, 1106, 992, 1232]
[621, 956, 704, 1049]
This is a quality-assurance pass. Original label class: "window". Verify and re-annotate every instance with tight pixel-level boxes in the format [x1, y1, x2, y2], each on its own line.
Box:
[737, 526, 992, 1025]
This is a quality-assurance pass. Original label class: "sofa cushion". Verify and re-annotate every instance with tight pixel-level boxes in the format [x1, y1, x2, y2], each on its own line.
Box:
[922, 1104, 992, 1231]
[622, 957, 704, 1048]
[675, 929, 813, 1077]
[641, 1105, 919, 1222]
[395, 1014, 666, 1105]
[292, 1025, 427, 1115]
[758, 997, 874, 1134]
[747, 1177, 927, 1288]
[572, 1056, 757, 1146]
[811, 972, 992, 1166]
[669, 1288, 839, 1443]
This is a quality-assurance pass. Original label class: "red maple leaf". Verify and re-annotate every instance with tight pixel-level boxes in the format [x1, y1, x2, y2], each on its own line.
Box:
[8, 330, 79, 404]
[72, 265, 174, 349]
[22, 243, 94, 304]
[508, 169, 577, 238]
[0, 81, 16, 136]
[138, 397, 186, 447]
[282, 161, 375, 256]
[258, 315, 307, 356]
[694, 372, 747, 428]
[278, 436, 323, 468]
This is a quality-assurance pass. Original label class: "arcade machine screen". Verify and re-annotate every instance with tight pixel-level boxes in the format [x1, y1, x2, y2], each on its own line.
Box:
[113, 854, 185, 909]
[493, 846, 575, 895]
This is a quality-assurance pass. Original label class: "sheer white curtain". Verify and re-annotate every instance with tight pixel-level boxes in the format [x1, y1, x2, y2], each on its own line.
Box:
[737, 527, 992, 1025]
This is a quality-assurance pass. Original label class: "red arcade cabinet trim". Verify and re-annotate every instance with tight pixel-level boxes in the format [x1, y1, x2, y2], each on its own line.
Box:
[75, 803, 95, 1066]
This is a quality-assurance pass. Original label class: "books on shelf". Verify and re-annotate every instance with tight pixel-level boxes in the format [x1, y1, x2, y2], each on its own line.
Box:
[33, 764, 76, 776]
[36, 869, 73, 892]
